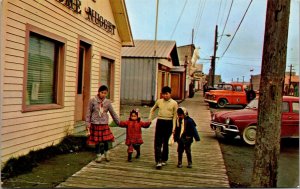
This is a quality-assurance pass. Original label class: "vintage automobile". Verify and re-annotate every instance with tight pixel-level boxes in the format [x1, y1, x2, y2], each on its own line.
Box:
[210, 96, 299, 145]
[204, 83, 256, 108]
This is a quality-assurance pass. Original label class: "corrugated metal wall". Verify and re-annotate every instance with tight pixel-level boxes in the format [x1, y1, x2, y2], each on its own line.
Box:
[121, 58, 155, 105]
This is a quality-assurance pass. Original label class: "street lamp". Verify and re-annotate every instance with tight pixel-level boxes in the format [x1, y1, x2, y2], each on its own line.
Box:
[209, 25, 231, 87]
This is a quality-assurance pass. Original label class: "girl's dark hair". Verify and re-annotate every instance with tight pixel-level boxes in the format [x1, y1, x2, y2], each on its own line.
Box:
[98, 85, 108, 92]
[129, 109, 140, 122]
[177, 108, 185, 115]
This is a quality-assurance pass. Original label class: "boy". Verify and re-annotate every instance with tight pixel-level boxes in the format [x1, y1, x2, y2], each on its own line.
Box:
[174, 107, 200, 168]
[149, 86, 178, 169]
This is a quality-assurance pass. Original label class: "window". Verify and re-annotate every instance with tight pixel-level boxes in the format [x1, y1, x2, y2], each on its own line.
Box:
[292, 102, 299, 113]
[23, 25, 65, 112]
[281, 102, 289, 112]
[100, 57, 114, 99]
[235, 86, 242, 92]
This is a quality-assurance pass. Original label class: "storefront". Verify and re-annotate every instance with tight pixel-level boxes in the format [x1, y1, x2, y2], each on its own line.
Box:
[0, 0, 133, 163]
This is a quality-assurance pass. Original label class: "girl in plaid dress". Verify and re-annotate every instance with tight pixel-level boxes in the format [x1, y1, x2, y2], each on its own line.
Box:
[119, 109, 151, 162]
[86, 85, 120, 163]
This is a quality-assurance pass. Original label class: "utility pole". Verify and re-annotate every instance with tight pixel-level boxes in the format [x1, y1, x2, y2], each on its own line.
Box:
[288, 64, 293, 93]
[210, 25, 218, 87]
[251, 0, 291, 187]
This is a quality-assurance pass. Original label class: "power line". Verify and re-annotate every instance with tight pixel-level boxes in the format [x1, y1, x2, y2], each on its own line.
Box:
[193, 0, 207, 43]
[218, 0, 234, 44]
[220, 0, 253, 57]
[170, 0, 188, 39]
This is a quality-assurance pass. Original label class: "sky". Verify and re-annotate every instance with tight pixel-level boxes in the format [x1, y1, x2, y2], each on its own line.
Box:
[125, 0, 299, 83]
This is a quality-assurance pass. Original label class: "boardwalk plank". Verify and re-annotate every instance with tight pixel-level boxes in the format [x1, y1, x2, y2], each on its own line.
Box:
[57, 92, 230, 188]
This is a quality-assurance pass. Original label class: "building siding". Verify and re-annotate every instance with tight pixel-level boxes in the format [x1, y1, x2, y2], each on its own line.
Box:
[1, 0, 125, 163]
[121, 58, 155, 105]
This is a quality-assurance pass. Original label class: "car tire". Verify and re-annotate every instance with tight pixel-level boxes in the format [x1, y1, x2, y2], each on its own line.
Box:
[242, 125, 257, 145]
[217, 99, 227, 108]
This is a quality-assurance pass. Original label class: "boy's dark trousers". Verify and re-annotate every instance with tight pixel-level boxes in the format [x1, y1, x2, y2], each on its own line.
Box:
[154, 119, 173, 163]
[177, 139, 192, 164]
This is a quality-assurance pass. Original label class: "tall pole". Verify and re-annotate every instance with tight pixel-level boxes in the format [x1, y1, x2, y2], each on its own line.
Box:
[288, 64, 293, 94]
[154, 0, 159, 57]
[211, 25, 218, 87]
[251, 0, 291, 187]
[152, 0, 159, 103]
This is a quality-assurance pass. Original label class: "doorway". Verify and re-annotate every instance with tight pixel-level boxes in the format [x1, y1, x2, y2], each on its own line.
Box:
[75, 42, 91, 122]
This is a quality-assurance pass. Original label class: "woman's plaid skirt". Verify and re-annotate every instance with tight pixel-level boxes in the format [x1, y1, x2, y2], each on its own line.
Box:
[87, 124, 115, 145]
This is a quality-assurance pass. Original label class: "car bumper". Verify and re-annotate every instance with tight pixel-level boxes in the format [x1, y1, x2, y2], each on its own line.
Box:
[204, 99, 217, 104]
[210, 121, 240, 135]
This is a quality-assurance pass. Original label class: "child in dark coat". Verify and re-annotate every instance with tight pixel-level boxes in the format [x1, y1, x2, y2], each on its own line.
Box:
[174, 107, 200, 168]
[119, 109, 151, 162]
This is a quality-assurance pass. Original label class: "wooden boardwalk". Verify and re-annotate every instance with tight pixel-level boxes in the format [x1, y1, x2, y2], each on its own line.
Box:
[57, 92, 230, 188]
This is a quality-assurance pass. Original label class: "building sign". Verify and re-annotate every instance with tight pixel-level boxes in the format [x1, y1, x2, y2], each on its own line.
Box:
[85, 7, 116, 35]
[55, 0, 116, 35]
[56, 0, 82, 14]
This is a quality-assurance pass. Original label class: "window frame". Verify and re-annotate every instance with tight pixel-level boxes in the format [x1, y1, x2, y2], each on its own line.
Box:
[22, 24, 66, 112]
[99, 53, 115, 101]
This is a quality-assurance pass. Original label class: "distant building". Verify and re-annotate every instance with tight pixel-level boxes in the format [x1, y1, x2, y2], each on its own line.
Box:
[121, 40, 181, 105]
[251, 73, 299, 95]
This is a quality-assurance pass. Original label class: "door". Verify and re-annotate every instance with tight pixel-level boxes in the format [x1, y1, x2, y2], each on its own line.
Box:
[171, 73, 181, 99]
[281, 101, 299, 137]
[75, 44, 91, 121]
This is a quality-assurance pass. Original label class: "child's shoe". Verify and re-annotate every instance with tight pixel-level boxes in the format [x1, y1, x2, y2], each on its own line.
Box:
[95, 154, 102, 163]
[187, 162, 192, 168]
[156, 162, 162, 169]
[104, 151, 110, 162]
[177, 162, 182, 168]
[128, 153, 132, 162]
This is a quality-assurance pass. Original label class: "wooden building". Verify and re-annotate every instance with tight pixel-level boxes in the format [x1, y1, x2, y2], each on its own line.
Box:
[0, 0, 133, 163]
[121, 40, 181, 105]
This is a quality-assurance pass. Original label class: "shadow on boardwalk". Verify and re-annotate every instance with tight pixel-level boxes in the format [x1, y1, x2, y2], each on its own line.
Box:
[57, 92, 229, 188]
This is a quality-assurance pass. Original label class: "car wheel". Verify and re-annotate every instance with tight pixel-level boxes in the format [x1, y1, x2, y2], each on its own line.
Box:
[242, 125, 257, 145]
[217, 99, 227, 108]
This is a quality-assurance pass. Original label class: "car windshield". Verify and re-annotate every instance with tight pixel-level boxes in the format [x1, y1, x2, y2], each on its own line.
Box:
[245, 98, 258, 109]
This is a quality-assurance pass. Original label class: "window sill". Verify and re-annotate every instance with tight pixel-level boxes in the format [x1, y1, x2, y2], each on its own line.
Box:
[22, 104, 64, 113]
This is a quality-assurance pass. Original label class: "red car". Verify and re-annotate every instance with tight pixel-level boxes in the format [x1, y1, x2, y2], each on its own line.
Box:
[210, 96, 299, 145]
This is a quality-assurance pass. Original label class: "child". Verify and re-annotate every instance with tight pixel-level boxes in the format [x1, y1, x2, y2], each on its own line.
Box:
[174, 107, 200, 168]
[119, 109, 151, 162]
[149, 86, 178, 169]
[86, 85, 120, 163]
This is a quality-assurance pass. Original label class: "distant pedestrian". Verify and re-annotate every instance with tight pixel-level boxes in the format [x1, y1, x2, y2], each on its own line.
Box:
[119, 109, 151, 162]
[203, 81, 208, 97]
[86, 85, 120, 163]
[174, 107, 200, 168]
[294, 85, 299, 97]
[149, 86, 178, 169]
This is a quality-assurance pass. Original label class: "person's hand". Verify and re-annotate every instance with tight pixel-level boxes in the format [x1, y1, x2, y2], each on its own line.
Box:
[86, 123, 91, 136]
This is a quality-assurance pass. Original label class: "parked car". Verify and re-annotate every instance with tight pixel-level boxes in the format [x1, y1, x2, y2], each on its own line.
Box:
[204, 83, 256, 108]
[210, 96, 299, 145]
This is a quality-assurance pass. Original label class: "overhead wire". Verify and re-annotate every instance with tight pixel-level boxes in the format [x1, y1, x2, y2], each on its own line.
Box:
[220, 0, 253, 58]
[215, 0, 223, 24]
[170, 0, 189, 39]
[218, 0, 234, 44]
[193, 0, 207, 44]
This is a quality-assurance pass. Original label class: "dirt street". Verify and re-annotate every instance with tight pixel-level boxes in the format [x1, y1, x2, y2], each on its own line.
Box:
[213, 107, 299, 188]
